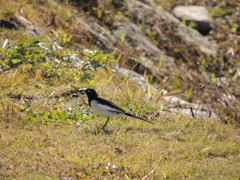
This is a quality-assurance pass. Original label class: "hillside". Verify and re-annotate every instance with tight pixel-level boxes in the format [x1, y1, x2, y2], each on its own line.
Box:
[0, 0, 240, 179]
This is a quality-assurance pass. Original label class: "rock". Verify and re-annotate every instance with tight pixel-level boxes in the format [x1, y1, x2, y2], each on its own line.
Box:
[112, 16, 175, 75]
[75, 0, 216, 77]
[117, 67, 157, 93]
[126, 0, 217, 56]
[76, 15, 175, 75]
[159, 107, 219, 121]
[172, 6, 213, 35]
[113, 16, 161, 58]
[15, 14, 62, 50]
[77, 20, 117, 51]
[16, 15, 43, 37]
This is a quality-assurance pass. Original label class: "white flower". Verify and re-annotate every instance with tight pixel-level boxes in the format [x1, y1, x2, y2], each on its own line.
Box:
[111, 164, 117, 169]
[105, 162, 111, 169]
[162, 89, 168, 95]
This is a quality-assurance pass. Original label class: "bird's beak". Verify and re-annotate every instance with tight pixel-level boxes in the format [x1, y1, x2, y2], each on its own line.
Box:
[71, 85, 86, 95]
[79, 89, 86, 94]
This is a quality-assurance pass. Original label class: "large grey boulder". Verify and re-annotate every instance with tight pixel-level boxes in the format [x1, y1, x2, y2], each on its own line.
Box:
[172, 6, 213, 35]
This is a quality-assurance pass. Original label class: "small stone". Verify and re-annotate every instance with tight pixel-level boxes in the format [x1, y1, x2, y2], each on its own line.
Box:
[173, 6, 213, 35]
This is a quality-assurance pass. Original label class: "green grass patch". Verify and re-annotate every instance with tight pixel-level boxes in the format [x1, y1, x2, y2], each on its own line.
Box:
[1, 116, 239, 179]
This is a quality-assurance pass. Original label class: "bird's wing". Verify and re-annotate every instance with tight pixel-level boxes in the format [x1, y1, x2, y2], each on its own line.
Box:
[96, 97, 125, 113]
[95, 97, 153, 124]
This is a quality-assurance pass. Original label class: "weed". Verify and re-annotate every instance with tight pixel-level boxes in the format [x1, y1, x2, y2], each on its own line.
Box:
[171, 69, 181, 89]
[54, 27, 72, 44]
[185, 87, 193, 100]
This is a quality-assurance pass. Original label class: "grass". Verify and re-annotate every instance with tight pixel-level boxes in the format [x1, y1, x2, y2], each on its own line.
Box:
[0, 38, 238, 179]
[0, 56, 239, 179]
[1, 115, 239, 179]
[0, 1, 240, 179]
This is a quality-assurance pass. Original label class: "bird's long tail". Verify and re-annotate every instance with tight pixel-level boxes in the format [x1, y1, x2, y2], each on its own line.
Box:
[125, 113, 153, 124]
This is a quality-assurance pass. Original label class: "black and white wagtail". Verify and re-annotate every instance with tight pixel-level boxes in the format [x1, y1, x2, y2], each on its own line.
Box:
[71, 86, 153, 129]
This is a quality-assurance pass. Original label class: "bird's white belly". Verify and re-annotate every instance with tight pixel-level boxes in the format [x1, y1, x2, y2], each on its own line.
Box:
[91, 100, 122, 117]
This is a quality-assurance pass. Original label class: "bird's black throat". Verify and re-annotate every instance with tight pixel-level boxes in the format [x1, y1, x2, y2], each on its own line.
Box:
[84, 88, 98, 106]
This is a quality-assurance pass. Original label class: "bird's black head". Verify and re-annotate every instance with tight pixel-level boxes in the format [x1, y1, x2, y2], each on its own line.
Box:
[81, 88, 98, 99]
[71, 85, 98, 101]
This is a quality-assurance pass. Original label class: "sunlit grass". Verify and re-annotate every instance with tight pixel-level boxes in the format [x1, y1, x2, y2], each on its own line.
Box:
[0, 1, 239, 179]
[0, 59, 239, 179]
[1, 115, 239, 179]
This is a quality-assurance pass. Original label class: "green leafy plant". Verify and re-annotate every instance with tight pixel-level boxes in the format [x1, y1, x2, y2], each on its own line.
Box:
[55, 27, 72, 44]
[0, 36, 118, 84]
[21, 106, 94, 124]
[83, 49, 117, 68]
[0, 35, 47, 71]
[210, 7, 234, 17]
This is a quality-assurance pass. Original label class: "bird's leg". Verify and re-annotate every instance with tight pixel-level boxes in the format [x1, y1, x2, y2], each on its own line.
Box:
[102, 117, 110, 130]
